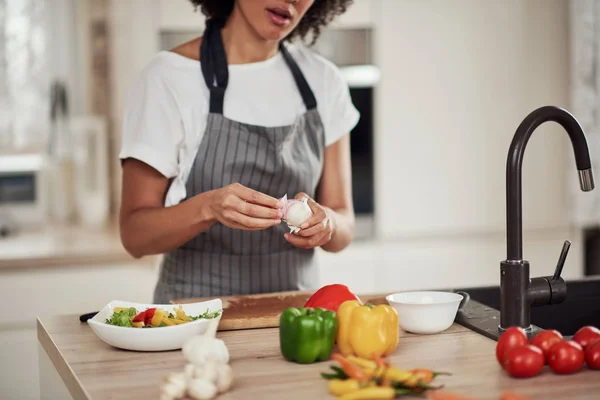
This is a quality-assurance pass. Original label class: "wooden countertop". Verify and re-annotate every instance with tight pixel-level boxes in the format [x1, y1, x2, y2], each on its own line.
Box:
[0, 222, 141, 269]
[38, 313, 600, 400]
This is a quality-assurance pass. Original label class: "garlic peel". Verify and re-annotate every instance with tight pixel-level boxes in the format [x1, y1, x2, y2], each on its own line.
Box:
[279, 194, 313, 233]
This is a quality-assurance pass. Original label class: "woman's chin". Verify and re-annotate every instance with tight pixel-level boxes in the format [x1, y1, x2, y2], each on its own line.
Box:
[257, 26, 292, 42]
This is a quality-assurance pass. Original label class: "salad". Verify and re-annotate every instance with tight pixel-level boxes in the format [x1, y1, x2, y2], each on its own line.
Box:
[105, 304, 221, 328]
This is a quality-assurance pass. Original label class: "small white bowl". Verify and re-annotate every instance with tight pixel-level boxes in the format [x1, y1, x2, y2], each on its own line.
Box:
[87, 298, 222, 352]
[386, 291, 469, 334]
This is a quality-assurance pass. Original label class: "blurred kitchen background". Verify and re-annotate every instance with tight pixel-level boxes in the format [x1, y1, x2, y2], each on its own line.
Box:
[1, 0, 600, 399]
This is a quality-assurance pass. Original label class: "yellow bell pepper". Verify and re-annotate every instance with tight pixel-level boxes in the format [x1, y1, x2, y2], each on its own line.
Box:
[336, 300, 399, 359]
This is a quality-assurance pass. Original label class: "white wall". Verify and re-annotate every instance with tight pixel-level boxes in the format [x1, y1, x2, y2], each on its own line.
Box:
[373, 0, 572, 238]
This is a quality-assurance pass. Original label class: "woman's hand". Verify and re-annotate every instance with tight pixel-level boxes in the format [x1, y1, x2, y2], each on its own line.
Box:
[284, 193, 336, 249]
[207, 183, 283, 230]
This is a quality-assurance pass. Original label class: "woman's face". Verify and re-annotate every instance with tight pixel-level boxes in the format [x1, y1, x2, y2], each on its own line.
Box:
[236, 0, 315, 41]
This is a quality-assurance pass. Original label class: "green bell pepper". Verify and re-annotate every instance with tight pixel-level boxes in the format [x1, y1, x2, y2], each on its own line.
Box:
[279, 307, 338, 364]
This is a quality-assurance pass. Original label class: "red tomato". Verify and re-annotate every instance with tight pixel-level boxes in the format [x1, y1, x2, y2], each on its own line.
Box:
[548, 340, 585, 374]
[496, 326, 529, 366]
[530, 329, 563, 363]
[585, 338, 600, 370]
[572, 326, 600, 350]
[503, 345, 545, 378]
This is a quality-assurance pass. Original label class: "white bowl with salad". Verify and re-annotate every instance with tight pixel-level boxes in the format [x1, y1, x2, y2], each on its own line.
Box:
[87, 298, 223, 351]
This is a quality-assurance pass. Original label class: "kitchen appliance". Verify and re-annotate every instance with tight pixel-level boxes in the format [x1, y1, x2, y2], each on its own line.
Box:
[311, 28, 378, 240]
[0, 153, 47, 229]
[47, 80, 76, 224]
[70, 116, 110, 228]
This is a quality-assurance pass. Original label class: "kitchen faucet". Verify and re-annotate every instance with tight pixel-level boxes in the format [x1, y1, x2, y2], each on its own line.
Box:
[501, 105, 595, 332]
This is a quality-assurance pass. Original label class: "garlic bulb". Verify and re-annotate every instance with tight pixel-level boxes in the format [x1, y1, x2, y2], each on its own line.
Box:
[182, 335, 230, 367]
[279, 194, 313, 233]
[161, 319, 233, 400]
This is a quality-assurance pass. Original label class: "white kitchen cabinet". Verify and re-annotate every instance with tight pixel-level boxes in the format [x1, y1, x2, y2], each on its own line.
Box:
[0, 259, 159, 328]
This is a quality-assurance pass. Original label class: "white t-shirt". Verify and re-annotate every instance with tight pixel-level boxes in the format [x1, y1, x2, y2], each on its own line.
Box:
[119, 43, 360, 207]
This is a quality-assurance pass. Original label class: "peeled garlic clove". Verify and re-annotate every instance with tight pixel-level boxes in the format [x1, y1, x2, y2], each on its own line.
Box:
[188, 379, 218, 400]
[194, 360, 218, 383]
[215, 363, 234, 393]
[184, 363, 197, 379]
[160, 381, 186, 400]
[279, 194, 312, 232]
[165, 372, 188, 388]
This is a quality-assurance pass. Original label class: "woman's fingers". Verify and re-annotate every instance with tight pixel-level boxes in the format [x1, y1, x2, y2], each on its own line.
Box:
[224, 194, 282, 219]
[299, 198, 328, 230]
[285, 230, 330, 249]
[223, 209, 281, 230]
[297, 216, 329, 237]
[232, 183, 282, 209]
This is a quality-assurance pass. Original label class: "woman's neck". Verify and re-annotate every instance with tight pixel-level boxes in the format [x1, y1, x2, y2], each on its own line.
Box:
[221, 5, 280, 64]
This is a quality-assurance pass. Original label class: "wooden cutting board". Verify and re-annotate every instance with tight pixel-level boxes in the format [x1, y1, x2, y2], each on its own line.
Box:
[172, 290, 389, 331]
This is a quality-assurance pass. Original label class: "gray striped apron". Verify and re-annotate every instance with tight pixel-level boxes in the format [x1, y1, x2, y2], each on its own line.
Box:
[153, 19, 325, 303]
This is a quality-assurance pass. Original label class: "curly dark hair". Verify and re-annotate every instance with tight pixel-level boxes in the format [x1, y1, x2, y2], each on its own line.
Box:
[189, 0, 354, 44]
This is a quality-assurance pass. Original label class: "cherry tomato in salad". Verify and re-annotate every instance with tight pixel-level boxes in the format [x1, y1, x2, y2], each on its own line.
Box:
[572, 326, 600, 350]
[548, 340, 584, 374]
[585, 339, 600, 370]
[530, 329, 563, 363]
[503, 345, 545, 378]
[496, 326, 529, 367]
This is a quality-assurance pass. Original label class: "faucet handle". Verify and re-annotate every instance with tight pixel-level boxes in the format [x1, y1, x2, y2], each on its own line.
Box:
[552, 240, 571, 281]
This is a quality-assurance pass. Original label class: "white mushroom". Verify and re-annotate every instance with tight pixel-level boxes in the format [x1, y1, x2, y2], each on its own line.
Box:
[187, 378, 218, 400]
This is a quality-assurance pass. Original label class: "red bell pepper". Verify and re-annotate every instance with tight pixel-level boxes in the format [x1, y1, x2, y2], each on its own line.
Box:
[132, 310, 146, 323]
[144, 308, 156, 325]
[132, 307, 156, 325]
[304, 284, 361, 312]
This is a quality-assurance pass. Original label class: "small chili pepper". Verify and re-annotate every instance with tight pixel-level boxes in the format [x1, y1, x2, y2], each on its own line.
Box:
[328, 379, 361, 396]
[372, 352, 390, 368]
[346, 355, 377, 370]
[337, 386, 396, 400]
[383, 367, 413, 383]
[410, 368, 452, 384]
[332, 353, 370, 382]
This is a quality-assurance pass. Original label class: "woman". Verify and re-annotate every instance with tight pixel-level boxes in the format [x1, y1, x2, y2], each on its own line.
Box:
[119, 0, 359, 303]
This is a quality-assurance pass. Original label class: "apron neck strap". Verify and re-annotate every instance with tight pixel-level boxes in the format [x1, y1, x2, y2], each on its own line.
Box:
[200, 18, 228, 114]
[279, 42, 317, 111]
[200, 19, 318, 114]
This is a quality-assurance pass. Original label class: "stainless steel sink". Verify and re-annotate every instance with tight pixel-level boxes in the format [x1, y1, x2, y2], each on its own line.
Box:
[452, 276, 600, 340]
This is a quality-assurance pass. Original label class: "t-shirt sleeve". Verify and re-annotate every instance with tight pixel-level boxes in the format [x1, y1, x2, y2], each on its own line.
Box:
[119, 67, 182, 179]
[322, 63, 360, 147]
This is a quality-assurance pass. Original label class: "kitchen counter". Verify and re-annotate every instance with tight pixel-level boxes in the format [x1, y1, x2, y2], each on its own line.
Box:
[37, 312, 600, 400]
[0, 222, 139, 269]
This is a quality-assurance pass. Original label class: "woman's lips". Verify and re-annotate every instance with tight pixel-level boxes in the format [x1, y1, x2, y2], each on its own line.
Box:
[267, 8, 292, 27]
